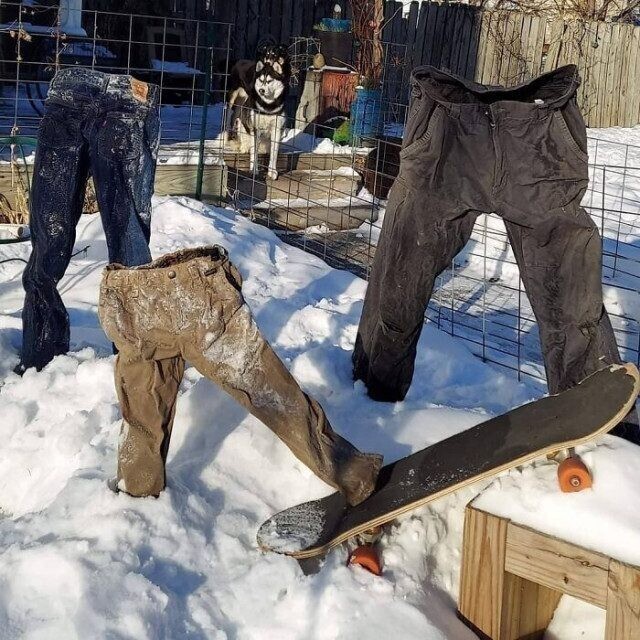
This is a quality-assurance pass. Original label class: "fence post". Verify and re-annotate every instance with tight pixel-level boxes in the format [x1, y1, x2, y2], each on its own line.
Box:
[195, 21, 215, 201]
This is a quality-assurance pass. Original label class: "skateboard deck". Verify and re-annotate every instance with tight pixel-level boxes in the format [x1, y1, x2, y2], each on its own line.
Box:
[257, 363, 640, 560]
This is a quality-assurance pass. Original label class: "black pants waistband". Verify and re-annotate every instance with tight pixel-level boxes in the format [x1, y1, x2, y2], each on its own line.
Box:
[411, 65, 580, 116]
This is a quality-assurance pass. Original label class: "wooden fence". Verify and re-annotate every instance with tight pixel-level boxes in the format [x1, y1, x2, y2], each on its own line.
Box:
[214, 0, 640, 128]
[212, 0, 347, 63]
[381, 2, 640, 128]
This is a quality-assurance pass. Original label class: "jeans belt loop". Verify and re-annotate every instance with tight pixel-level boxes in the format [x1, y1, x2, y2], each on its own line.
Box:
[448, 104, 461, 119]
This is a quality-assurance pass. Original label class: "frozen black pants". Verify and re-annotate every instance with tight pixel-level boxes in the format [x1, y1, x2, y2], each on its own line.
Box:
[353, 65, 623, 402]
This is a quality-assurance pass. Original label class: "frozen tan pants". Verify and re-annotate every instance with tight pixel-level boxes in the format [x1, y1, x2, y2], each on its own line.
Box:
[98, 246, 382, 506]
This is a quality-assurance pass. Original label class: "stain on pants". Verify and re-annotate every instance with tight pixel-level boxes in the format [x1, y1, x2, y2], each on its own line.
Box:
[99, 246, 382, 506]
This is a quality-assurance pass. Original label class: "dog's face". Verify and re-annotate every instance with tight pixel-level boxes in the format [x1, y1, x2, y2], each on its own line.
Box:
[254, 66, 284, 103]
[254, 45, 289, 104]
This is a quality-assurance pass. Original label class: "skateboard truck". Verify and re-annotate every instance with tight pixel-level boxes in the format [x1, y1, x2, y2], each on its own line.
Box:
[549, 447, 593, 492]
[348, 526, 383, 575]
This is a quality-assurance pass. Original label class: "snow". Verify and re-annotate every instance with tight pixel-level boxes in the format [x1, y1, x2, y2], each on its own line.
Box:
[1, 113, 640, 636]
[0, 195, 527, 639]
[150, 60, 204, 75]
[2, 194, 637, 638]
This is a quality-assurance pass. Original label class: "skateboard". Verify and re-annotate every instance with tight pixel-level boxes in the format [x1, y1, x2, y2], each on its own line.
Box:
[257, 363, 640, 574]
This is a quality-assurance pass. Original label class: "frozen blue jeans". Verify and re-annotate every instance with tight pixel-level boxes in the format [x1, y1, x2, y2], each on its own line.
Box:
[21, 68, 160, 371]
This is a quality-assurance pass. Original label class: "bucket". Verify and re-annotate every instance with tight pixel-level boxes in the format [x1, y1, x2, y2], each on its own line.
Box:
[350, 87, 383, 146]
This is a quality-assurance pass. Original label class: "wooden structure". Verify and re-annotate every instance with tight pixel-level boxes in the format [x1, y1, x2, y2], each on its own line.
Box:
[459, 502, 640, 639]
[381, 2, 640, 128]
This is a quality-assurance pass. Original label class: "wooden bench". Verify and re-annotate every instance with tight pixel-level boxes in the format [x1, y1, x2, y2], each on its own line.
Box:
[458, 501, 640, 639]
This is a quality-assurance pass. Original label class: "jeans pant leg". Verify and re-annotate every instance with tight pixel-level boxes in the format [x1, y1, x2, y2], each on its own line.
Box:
[114, 353, 185, 497]
[90, 102, 159, 266]
[182, 259, 383, 506]
[99, 272, 185, 496]
[21, 103, 89, 370]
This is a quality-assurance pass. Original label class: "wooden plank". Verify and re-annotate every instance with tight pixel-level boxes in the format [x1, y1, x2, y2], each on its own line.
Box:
[602, 24, 618, 128]
[604, 23, 619, 128]
[402, 2, 420, 92]
[465, 8, 483, 81]
[572, 19, 590, 120]
[300, 0, 315, 39]
[280, 0, 292, 48]
[614, 24, 631, 128]
[422, 1, 441, 67]
[504, 521, 610, 608]
[475, 11, 491, 84]
[630, 26, 640, 126]
[475, 10, 491, 84]
[500, 572, 562, 640]
[614, 24, 631, 127]
[531, 13, 546, 77]
[414, 1, 429, 67]
[440, 3, 458, 72]
[236, 0, 250, 58]
[392, 0, 404, 47]
[622, 24, 636, 126]
[457, 6, 473, 78]
[154, 164, 227, 202]
[544, 18, 565, 72]
[506, 11, 524, 85]
[581, 20, 603, 127]
[448, 5, 466, 76]
[595, 22, 613, 128]
[605, 560, 640, 640]
[517, 14, 532, 83]
[458, 507, 509, 639]
[246, 0, 260, 59]
[382, 0, 395, 45]
[490, 11, 504, 85]
[428, 1, 445, 69]
[487, 10, 500, 86]
[291, 0, 303, 45]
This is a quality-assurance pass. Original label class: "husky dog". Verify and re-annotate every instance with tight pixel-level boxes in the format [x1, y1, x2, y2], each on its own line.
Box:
[225, 44, 290, 181]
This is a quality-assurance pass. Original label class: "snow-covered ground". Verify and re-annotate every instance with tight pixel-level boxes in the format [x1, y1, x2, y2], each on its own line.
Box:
[1, 195, 639, 639]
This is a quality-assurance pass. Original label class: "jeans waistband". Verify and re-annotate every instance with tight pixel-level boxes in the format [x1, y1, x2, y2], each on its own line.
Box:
[411, 64, 580, 118]
[105, 246, 229, 276]
[48, 68, 160, 108]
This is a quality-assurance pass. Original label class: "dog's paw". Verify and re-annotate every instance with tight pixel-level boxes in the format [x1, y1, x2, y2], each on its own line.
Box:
[267, 168, 278, 181]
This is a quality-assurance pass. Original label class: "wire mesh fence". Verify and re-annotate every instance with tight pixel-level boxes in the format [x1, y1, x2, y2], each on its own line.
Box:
[0, 1, 232, 204]
[221, 65, 640, 387]
[1, 6, 638, 389]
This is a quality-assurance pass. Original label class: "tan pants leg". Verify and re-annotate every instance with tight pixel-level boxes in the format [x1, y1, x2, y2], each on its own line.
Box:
[182, 275, 382, 506]
[115, 353, 185, 497]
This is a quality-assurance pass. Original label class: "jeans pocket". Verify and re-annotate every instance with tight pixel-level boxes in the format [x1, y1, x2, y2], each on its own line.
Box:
[38, 110, 79, 149]
[98, 113, 145, 161]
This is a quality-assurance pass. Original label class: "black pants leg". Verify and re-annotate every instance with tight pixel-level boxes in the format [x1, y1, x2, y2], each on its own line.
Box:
[353, 178, 478, 401]
[504, 207, 620, 394]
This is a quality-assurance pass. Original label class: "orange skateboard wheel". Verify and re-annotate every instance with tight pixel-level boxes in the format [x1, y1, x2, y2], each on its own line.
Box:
[348, 545, 382, 575]
[557, 456, 593, 492]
